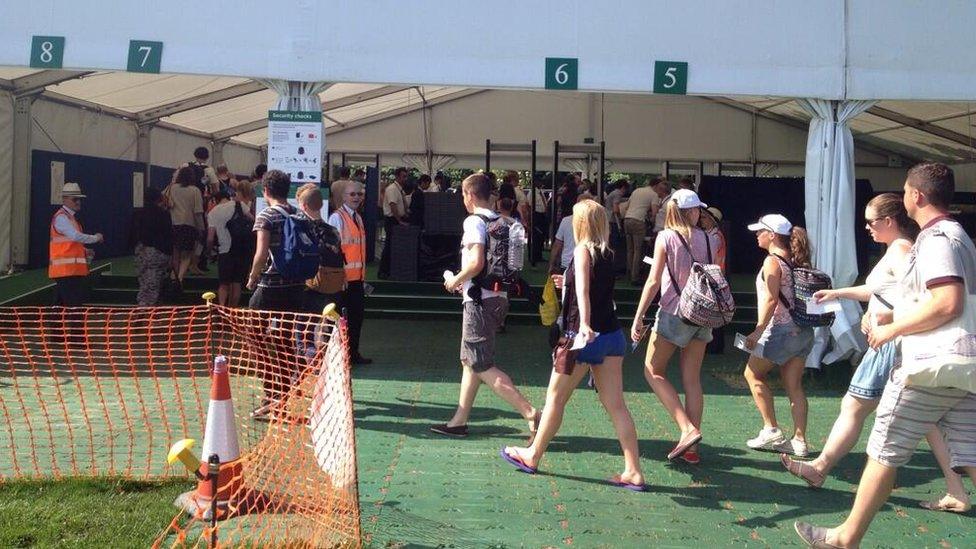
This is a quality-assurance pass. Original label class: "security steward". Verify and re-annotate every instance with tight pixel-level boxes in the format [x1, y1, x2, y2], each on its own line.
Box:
[49, 182, 103, 306]
[327, 180, 372, 365]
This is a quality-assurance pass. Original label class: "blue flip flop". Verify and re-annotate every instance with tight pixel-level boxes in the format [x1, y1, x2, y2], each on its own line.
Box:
[500, 448, 537, 474]
[607, 477, 648, 492]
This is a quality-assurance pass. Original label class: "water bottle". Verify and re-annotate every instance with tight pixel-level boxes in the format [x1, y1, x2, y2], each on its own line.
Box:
[508, 222, 527, 271]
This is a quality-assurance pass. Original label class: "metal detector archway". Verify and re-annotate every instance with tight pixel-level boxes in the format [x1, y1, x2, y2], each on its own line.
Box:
[485, 139, 539, 265]
[550, 140, 606, 239]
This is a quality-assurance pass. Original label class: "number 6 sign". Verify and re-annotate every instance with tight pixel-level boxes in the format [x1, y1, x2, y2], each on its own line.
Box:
[545, 58, 578, 90]
[127, 40, 163, 74]
[653, 61, 688, 95]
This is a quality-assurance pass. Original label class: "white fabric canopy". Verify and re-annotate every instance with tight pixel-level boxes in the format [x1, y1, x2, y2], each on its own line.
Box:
[797, 98, 876, 368]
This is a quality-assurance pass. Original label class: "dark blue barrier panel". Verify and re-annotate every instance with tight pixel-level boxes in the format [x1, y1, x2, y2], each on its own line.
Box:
[29, 151, 169, 269]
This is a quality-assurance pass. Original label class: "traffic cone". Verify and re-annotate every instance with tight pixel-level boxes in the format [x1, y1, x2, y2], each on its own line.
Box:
[174, 355, 244, 520]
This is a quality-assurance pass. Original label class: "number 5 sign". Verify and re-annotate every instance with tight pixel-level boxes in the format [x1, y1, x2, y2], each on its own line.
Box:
[653, 61, 688, 95]
[545, 58, 578, 90]
[127, 40, 163, 74]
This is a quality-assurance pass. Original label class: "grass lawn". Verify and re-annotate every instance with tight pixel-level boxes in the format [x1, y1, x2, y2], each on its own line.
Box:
[1, 318, 973, 547]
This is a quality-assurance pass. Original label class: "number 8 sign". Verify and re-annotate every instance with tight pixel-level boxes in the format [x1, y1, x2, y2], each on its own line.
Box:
[30, 36, 65, 69]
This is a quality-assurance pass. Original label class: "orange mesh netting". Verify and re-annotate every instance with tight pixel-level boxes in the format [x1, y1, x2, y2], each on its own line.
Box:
[0, 303, 360, 547]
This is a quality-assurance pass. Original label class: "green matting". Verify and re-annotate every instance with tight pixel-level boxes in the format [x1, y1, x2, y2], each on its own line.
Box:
[0, 318, 972, 547]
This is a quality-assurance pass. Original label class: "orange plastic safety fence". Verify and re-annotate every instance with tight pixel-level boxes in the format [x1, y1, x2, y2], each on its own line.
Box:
[0, 304, 360, 548]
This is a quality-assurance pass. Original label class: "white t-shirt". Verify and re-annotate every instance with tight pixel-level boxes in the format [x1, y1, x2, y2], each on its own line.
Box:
[554, 215, 576, 270]
[460, 207, 507, 304]
[653, 191, 673, 232]
[383, 183, 407, 218]
[207, 200, 252, 254]
[623, 186, 657, 222]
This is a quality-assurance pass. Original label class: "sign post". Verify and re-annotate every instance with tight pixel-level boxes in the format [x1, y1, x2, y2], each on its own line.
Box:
[267, 110, 324, 184]
[545, 58, 579, 90]
[653, 61, 688, 95]
[30, 36, 65, 69]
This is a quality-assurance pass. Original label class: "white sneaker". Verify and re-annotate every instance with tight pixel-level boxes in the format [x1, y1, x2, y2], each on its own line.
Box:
[774, 437, 809, 458]
[747, 427, 785, 450]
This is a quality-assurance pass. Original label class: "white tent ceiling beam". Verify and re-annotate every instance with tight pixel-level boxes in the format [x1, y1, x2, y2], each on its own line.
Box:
[10, 70, 93, 97]
[326, 89, 485, 136]
[865, 106, 976, 150]
[210, 84, 410, 140]
[135, 80, 266, 123]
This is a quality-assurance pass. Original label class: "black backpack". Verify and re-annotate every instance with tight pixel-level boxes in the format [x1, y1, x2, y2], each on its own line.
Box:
[187, 161, 209, 193]
[226, 202, 255, 256]
[474, 214, 524, 293]
[771, 253, 834, 328]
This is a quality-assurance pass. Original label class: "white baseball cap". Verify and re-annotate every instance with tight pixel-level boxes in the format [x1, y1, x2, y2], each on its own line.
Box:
[748, 214, 792, 236]
[61, 182, 86, 198]
[670, 189, 707, 209]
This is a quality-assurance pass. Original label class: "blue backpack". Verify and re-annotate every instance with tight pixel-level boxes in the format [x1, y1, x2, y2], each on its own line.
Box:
[269, 205, 320, 281]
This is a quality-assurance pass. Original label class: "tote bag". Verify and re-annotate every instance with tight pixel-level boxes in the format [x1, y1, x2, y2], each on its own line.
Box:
[899, 290, 976, 392]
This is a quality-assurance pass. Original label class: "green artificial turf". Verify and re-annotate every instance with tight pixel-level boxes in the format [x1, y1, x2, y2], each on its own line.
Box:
[2, 319, 971, 548]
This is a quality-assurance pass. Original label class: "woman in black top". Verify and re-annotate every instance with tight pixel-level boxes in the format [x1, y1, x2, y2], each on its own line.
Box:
[501, 199, 646, 490]
[130, 187, 173, 305]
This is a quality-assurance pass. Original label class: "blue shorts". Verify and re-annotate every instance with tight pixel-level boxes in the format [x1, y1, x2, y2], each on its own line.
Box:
[848, 341, 897, 399]
[577, 328, 627, 365]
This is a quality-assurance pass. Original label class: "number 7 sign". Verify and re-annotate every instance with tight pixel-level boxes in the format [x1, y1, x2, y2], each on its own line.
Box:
[127, 40, 163, 74]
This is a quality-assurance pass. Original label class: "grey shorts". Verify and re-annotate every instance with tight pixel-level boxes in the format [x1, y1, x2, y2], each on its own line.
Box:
[460, 296, 506, 372]
[652, 309, 713, 348]
[757, 323, 814, 365]
[867, 365, 976, 470]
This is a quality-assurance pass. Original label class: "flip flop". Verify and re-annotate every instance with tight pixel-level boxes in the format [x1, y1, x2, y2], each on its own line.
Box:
[500, 448, 537, 474]
[607, 476, 647, 492]
[667, 431, 703, 461]
[919, 494, 972, 514]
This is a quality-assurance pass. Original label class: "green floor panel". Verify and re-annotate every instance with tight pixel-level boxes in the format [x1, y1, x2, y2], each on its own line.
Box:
[0, 298, 970, 545]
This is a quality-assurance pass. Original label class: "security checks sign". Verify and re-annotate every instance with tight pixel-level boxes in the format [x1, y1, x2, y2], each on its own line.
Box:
[267, 110, 323, 183]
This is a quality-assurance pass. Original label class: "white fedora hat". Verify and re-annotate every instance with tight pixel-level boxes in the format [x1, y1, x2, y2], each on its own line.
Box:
[61, 182, 86, 198]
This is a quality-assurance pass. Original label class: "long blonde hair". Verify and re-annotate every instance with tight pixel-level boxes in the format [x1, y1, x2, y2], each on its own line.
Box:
[664, 200, 698, 240]
[572, 199, 611, 262]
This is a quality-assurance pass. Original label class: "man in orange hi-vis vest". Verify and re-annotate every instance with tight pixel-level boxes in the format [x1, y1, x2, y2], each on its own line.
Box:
[50, 182, 103, 306]
[327, 179, 372, 365]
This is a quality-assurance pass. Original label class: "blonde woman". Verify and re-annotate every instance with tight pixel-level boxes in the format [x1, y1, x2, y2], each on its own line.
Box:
[631, 189, 717, 464]
[502, 199, 646, 491]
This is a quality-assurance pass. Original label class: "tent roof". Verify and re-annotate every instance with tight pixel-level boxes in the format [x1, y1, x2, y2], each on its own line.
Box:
[3, 68, 975, 163]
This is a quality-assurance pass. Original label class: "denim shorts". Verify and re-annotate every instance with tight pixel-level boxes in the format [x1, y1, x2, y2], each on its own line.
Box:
[848, 341, 897, 399]
[652, 309, 713, 348]
[757, 322, 814, 365]
[577, 328, 627, 365]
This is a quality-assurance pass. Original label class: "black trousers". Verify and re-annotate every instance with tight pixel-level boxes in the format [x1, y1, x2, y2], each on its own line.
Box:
[342, 281, 366, 356]
[54, 276, 88, 307]
[531, 212, 547, 264]
[378, 216, 397, 278]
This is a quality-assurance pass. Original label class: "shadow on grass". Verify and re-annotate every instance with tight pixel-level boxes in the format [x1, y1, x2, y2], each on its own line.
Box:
[364, 500, 505, 549]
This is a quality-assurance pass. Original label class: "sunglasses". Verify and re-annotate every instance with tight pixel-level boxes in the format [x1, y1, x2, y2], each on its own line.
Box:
[865, 217, 887, 226]
[348, 192, 365, 197]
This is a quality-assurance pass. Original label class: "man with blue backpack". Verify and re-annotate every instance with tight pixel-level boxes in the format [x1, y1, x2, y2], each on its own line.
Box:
[245, 170, 320, 421]
[246, 169, 320, 311]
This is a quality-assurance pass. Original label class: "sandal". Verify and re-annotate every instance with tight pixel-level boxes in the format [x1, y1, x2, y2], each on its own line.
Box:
[500, 448, 537, 474]
[919, 494, 971, 514]
[781, 454, 825, 488]
[667, 429, 702, 461]
[607, 474, 647, 492]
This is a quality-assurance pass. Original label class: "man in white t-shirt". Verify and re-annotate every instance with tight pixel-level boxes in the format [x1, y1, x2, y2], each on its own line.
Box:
[431, 173, 539, 438]
[548, 215, 576, 274]
[795, 162, 976, 548]
[623, 178, 670, 284]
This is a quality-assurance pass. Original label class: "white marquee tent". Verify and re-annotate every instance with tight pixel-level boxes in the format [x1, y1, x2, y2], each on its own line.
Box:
[4, 0, 976, 365]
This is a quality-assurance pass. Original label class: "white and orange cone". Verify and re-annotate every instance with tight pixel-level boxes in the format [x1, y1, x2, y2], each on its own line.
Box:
[174, 355, 244, 520]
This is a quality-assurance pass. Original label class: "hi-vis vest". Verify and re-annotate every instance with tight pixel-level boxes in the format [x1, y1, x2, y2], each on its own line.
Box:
[49, 207, 89, 278]
[338, 208, 365, 282]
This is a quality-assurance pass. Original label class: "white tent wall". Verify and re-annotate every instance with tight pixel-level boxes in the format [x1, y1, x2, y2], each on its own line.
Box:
[148, 128, 259, 172]
[31, 100, 137, 160]
[0, 91, 12, 271]
[325, 89, 902, 177]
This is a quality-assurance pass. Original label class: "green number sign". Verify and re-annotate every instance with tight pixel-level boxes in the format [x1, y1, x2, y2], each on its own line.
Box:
[127, 40, 163, 74]
[30, 36, 65, 69]
[653, 61, 688, 95]
[545, 57, 578, 90]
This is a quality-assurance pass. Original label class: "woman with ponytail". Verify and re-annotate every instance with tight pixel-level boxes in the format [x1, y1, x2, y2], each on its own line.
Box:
[742, 214, 815, 457]
[631, 189, 719, 464]
[781, 194, 969, 512]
